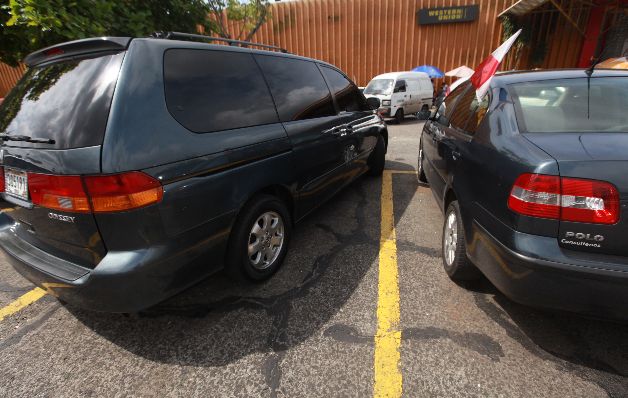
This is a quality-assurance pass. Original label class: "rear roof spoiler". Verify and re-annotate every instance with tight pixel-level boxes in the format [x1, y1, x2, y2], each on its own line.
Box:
[24, 37, 132, 67]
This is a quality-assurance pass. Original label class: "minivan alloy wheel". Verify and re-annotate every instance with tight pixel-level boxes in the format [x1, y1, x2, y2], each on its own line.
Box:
[248, 211, 285, 270]
[444, 211, 457, 266]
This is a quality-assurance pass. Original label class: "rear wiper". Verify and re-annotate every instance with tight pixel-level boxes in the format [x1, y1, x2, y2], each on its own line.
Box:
[0, 134, 55, 144]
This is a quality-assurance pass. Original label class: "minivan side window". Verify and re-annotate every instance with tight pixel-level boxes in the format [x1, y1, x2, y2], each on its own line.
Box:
[394, 80, 407, 93]
[164, 49, 278, 133]
[321, 66, 370, 112]
[255, 55, 335, 122]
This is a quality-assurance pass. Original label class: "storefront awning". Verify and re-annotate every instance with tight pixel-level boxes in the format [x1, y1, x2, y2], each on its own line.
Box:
[499, 0, 549, 17]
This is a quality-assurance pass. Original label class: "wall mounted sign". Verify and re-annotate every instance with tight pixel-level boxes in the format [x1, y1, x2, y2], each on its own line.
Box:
[417, 5, 479, 25]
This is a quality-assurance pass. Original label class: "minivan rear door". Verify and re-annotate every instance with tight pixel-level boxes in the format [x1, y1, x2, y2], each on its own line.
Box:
[255, 55, 350, 217]
[0, 42, 128, 268]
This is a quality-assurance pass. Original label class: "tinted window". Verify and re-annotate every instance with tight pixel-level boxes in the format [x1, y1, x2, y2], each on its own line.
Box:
[164, 49, 278, 133]
[465, 95, 490, 134]
[394, 79, 407, 93]
[435, 82, 469, 125]
[449, 87, 486, 134]
[0, 53, 124, 149]
[255, 55, 335, 122]
[321, 67, 369, 112]
[510, 77, 628, 133]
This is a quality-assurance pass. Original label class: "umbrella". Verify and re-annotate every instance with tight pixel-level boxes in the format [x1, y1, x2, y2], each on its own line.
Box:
[445, 65, 474, 78]
[597, 57, 628, 69]
[411, 65, 444, 78]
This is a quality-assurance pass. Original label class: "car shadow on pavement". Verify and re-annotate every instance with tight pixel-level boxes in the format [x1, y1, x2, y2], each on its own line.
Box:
[66, 173, 418, 373]
[467, 276, 628, 394]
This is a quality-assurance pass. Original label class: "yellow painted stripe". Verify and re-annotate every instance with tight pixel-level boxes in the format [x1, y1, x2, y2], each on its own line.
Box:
[0, 287, 47, 322]
[374, 170, 402, 398]
[387, 170, 417, 175]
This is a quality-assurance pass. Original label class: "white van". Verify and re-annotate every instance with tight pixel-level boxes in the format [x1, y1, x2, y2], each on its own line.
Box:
[363, 71, 433, 123]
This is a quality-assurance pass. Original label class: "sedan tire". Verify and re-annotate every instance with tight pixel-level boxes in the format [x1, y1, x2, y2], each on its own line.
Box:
[442, 201, 480, 281]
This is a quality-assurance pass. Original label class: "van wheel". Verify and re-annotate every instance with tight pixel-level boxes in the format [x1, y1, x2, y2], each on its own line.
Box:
[417, 140, 428, 184]
[395, 108, 404, 124]
[367, 134, 386, 176]
[226, 195, 291, 281]
[442, 201, 480, 281]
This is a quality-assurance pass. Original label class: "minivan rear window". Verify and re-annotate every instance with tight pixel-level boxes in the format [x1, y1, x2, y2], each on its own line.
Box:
[510, 77, 628, 133]
[0, 52, 125, 149]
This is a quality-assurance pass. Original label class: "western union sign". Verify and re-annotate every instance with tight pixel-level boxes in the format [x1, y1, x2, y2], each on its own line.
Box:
[417, 5, 479, 25]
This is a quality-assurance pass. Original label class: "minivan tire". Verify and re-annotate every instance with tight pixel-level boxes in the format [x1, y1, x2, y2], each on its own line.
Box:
[226, 194, 292, 282]
[395, 108, 404, 124]
[442, 201, 480, 281]
[367, 134, 386, 176]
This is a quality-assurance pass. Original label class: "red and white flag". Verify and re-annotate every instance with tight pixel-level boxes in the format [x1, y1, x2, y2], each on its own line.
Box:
[470, 29, 522, 101]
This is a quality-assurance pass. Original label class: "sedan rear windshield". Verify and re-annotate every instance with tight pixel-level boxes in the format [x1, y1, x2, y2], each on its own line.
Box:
[364, 79, 394, 96]
[0, 52, 125, 149]
[510, 77, 628, 133]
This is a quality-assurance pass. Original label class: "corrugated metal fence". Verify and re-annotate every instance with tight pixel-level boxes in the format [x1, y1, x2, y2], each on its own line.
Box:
[0, 63, 25, 98]
[240, 0, 520, 86]
[0, 0, 587, 96]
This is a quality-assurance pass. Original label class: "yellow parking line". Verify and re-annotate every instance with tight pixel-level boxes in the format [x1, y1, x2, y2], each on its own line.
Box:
[386, 170, 417, 174]
[374, 170, 402, 398]
[0, 287, 47, 322]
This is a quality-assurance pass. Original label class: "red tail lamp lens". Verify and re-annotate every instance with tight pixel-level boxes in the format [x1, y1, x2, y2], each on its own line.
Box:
[560, 177, 619, 224]
[0, 166, 5, 193]
[83, 172, 163, 213]
[25, 171, 162, 213]
[508, 174, 560, 219]
[29, 174, 91, 213]
[508, 173, 619, 224]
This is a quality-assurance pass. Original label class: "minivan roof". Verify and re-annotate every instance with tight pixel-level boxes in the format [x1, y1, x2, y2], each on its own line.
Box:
[370, 71, 430, 80]
[24, 36, 341, 72]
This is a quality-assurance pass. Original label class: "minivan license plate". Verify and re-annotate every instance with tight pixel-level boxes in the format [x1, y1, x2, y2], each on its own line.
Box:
[5, 169, 28, 200]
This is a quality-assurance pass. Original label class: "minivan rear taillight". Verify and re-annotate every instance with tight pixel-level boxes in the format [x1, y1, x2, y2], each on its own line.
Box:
[27, 171, 162, 213]
[508, 173, 619, 224]
[84, 172, 163, 213]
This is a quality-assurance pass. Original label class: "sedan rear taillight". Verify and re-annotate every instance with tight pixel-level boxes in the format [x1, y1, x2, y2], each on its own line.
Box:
[27, 171, 162, 213]
[508, 173, 619, 224]
[0, 166, 5, 192]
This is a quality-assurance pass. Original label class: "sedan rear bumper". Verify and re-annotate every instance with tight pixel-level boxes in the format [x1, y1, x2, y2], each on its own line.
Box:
[468, 220, 628, 320]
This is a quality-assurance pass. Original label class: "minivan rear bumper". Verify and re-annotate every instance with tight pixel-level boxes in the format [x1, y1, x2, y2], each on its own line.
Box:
[0, 218, 228, 313]
[469, 220, 628, 320]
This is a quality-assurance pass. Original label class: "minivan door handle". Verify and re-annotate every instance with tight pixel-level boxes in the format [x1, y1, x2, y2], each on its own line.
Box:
[323, 125, 351, 137]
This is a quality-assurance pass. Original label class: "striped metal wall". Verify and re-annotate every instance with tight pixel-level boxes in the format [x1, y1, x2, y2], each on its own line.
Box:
[241, 0, 520, 86]
[0, 63, 25, 99]
[0, 0, 588, 96]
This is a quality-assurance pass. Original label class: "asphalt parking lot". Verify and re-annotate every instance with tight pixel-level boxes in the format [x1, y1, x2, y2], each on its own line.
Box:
[1, 119, 628, 397]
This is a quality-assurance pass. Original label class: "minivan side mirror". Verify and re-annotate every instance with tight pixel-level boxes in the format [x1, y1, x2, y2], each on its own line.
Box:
[366, 97, 381, 110]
